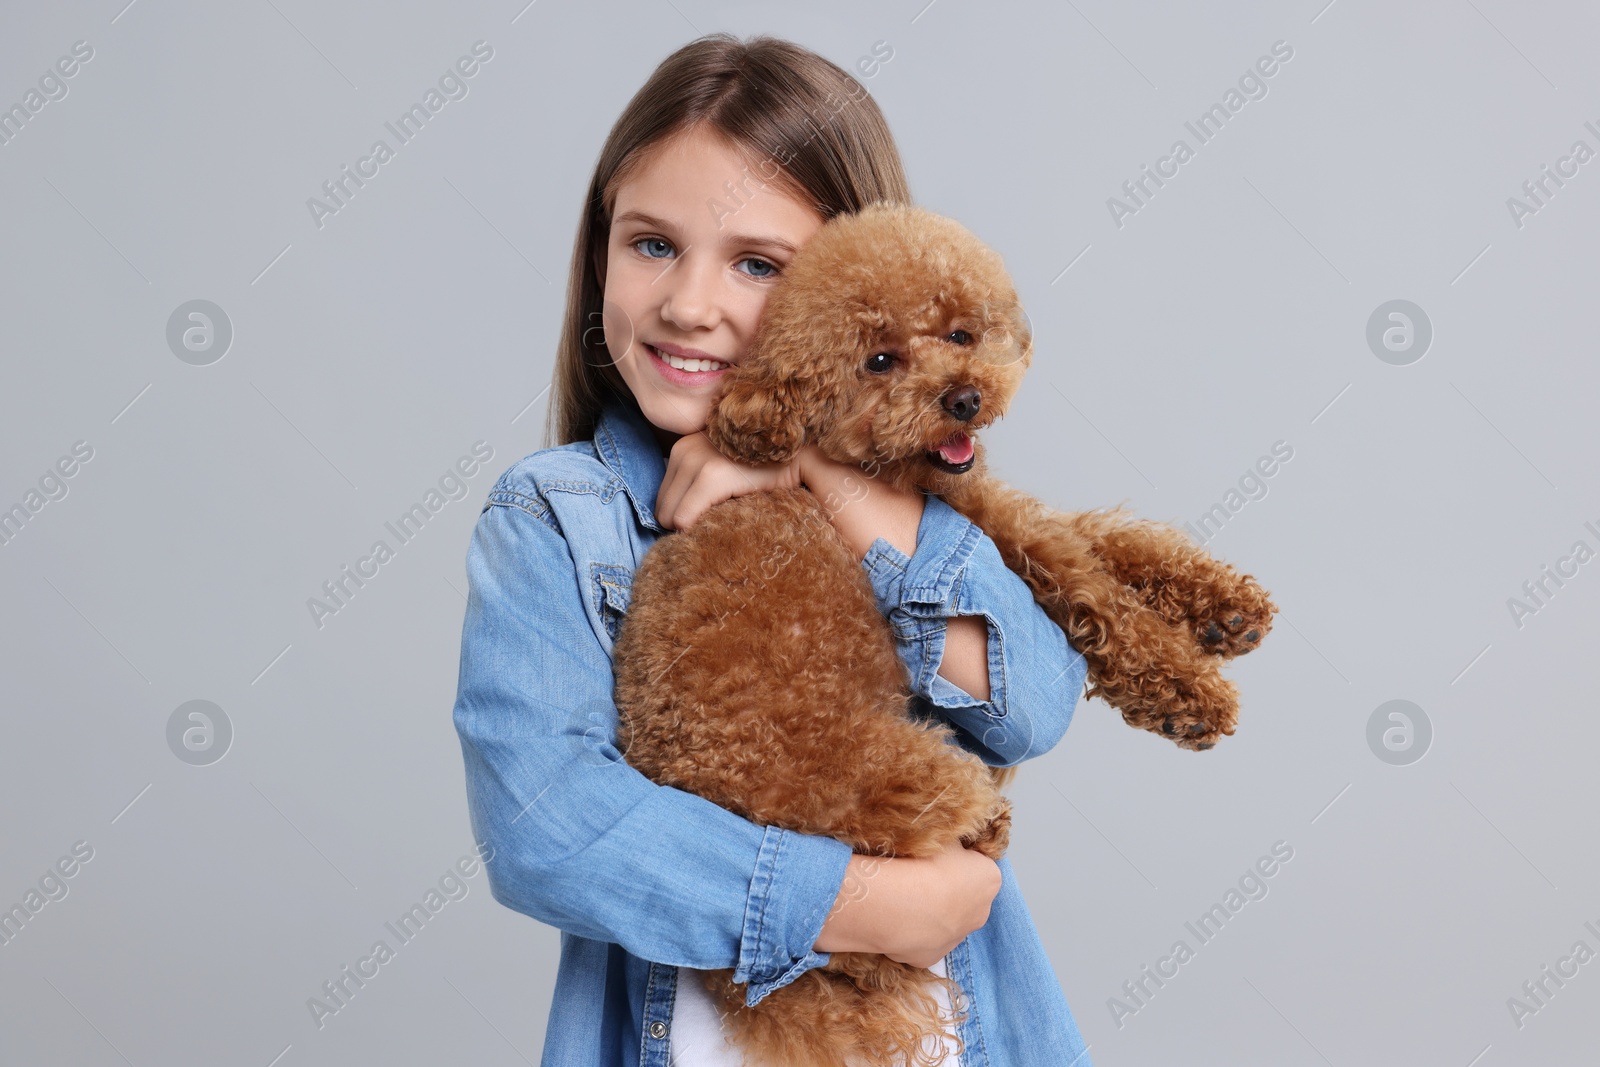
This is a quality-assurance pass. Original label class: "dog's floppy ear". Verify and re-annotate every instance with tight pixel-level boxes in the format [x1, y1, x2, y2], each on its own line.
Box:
[704, 362, 808, 466]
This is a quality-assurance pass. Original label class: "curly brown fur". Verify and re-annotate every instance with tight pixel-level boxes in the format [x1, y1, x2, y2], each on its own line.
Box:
[938, 473, 1245, 747]
[610, 204, 1277, 1063]
[700, 203, 1277, 748]
[1058, 505, 1279, 658]
[614, 488, 1001, 1066]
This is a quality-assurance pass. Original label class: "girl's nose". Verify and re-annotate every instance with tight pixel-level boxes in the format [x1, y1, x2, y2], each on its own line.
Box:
[658, 256, 721, 332]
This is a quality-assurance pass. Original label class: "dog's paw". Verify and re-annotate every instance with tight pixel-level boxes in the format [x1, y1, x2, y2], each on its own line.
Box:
[1193, 582, 1278, 660]
[1115, 673, 1238, 751]
[965, 798, 1011, 860]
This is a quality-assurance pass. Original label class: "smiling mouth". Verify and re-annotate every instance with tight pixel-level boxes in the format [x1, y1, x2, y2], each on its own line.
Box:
[645, 343, 730, 374]
[927, 431, 975, 473]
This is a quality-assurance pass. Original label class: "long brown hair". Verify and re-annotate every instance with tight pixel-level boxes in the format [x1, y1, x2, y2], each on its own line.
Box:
[543, 33, 913, 448]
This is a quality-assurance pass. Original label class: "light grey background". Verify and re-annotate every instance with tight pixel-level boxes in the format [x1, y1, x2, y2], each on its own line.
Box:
[2, 1, 1595, 1064]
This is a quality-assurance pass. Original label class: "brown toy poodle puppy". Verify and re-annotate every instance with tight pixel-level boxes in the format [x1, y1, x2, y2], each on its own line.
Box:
[611, 203, 1276, 1065]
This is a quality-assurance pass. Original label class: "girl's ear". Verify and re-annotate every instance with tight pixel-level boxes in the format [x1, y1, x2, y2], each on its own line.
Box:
[705, 364, 808, 465]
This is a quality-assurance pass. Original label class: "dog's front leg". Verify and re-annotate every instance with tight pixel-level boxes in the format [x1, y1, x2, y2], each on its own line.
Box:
[1052, 567, 1239, 750]
[1062, 507, 1279, 660]
[941, 478, 1239, 749]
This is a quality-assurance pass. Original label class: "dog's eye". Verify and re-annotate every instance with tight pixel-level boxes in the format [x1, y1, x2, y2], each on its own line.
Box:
[946, 330, 973, 346]
[865, 352, 896, 373]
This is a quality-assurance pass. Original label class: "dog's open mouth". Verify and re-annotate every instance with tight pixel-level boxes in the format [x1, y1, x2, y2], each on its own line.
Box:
[926, 431, 976, 474]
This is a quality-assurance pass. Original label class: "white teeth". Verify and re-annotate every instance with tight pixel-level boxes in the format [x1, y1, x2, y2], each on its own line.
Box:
[653, 346, 727, 373]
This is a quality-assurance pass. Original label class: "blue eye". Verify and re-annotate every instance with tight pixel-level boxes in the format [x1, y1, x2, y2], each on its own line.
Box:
[634, 238, 673, 259]
[737, 257, 778, 278]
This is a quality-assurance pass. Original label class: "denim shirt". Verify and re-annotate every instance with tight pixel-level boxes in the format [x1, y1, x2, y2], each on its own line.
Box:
[451, 394, 1094, 1067]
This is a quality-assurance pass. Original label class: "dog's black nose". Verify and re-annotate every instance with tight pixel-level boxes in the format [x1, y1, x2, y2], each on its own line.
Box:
[943, 385, 981, 422]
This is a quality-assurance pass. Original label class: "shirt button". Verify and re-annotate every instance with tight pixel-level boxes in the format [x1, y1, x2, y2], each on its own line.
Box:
[648, 1020, 668, 1040]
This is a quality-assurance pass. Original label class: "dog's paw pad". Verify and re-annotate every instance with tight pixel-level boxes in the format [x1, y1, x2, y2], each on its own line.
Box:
[1197, 607, 1273, 658]
[1151, 713, 1226, 750]
[1154, 718, 1225, 750]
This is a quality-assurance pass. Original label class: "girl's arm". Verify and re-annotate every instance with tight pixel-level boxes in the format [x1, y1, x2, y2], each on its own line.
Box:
[799, 447, 1089, 767]
[452, 494, 852, 1009]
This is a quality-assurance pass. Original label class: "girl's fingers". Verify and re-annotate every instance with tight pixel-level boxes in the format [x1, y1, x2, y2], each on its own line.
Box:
[659, 441, 702, 528]
[673, 471, 726, 533]
[657, 438, 785, 532]
[658, 448, 704, 530]
[653, 468, 673, 528]
[656, 460, 683, 529]
[683, 466, 732, 531]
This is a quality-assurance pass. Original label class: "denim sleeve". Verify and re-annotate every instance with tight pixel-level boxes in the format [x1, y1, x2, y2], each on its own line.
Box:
[860, 494, 1088, 767]
[452, 498, 854, 1008]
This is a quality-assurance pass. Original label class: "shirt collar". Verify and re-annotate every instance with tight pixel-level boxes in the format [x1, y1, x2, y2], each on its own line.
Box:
[593, 394, 668, 533]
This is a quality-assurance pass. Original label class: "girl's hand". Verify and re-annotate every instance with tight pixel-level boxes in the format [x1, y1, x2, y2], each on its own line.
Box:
[655, 432, 807, 531]
[815, 841, 1002, 968]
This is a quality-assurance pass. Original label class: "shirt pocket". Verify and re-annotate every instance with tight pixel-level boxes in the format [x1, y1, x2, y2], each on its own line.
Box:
[591, 562, 634, 645]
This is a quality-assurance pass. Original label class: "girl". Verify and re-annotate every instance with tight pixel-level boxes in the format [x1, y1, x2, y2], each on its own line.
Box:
[452, 33, 1093, 1067]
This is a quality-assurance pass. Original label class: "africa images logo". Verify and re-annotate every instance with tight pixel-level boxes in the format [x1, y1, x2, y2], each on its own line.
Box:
[306, 41, 494, 230]
[1106, 40, 1295, 229]
[307, 442, 494, 629]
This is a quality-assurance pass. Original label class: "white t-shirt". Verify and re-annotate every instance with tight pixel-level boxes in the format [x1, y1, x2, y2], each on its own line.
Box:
[669, 956, 964, 1065]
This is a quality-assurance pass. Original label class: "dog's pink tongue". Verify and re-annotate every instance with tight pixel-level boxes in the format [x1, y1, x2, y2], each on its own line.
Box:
[938, 433, 974, 464]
